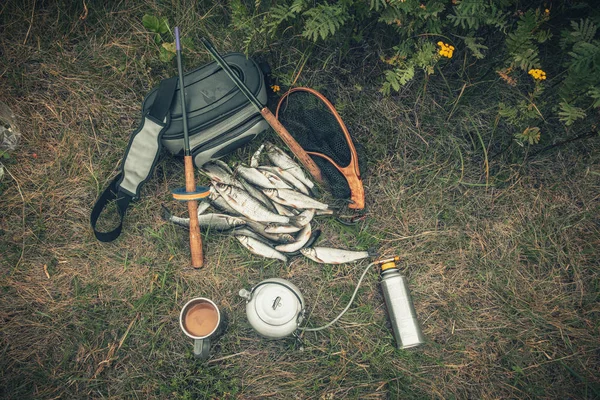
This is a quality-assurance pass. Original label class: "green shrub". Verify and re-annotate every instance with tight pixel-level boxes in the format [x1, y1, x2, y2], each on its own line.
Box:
[229, 0, 599, 145]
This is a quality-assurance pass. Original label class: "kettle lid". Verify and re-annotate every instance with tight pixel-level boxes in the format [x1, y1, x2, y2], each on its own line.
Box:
[253, 282, 302, 326]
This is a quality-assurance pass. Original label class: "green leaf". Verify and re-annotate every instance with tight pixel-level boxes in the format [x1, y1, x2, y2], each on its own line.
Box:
[159, 45, 176, 63]
[157, 17, 169, 35]
[558, 102, 586, 126]
[588, 87, 600, 108]
[142, 14, 161, 33]
[464, 36, 487, 59]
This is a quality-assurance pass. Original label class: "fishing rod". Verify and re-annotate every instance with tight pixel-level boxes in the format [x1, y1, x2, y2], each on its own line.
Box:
[200, 37, 325, 186]
[174, 27, 207, 268]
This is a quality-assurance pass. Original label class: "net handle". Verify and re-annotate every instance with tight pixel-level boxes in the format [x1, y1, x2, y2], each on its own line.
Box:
[275, 87, 364, 210]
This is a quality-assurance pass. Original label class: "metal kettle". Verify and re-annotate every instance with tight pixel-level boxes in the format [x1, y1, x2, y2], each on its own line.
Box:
[239, 278, 305, 339]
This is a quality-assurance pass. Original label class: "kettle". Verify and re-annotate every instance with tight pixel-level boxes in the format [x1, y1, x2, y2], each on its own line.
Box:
[239, 278, 305, 339]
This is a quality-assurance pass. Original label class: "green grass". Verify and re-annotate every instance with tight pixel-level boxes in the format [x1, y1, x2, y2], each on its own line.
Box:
[1, 0, 599, 399]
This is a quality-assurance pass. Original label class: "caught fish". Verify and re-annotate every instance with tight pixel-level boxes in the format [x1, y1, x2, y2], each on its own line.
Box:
[232, 228, 275, 245]
[264, 224, 302, 234]
[259, 169, 293, 189]
[259, 166, 309, 195]
[300, 247, 374, 264]
[243, 220, 296, 243]
[236, 165, 277, 189]
[250, 144, 265, 168]
[238, 177, 278, 213]
[197, 201, 211, 216]
[209, 188, 242, 216]
[315, 209, 335, 216]
[236, 236, 288, 262]
[265, 142, 315, 190]
[213, 159, 234, 175]
[214, 183, 292, 225]
[202, 163, 243, 188]
[275, 224, 312, 253]
[272, 201, 296, 217]
[162, 205, 246, 230]
[295, 209, 315, 226]
[263, 188, 328, 210]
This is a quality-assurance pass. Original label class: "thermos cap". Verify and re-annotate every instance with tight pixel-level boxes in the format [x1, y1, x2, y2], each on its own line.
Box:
[380, 261, 397, 271]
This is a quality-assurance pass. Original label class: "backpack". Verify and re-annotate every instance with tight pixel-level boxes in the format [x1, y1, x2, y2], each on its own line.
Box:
[91, 53, 268, 242]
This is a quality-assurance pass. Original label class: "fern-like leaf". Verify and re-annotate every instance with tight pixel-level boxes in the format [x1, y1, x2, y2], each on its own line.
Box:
[558, 102, 586, 125]
[302, 4, 349, 42]
[370, 0, 387, 12]
[588, 87, 600, 108]
[560, 19, 598, 49]
[568, 41, 600, 73]
[464, 35, 487, 59]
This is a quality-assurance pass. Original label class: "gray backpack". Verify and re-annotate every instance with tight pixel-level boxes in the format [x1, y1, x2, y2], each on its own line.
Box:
[91, 53, 268, 242]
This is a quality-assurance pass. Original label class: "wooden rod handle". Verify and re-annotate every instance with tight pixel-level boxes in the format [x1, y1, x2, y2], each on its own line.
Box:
[260, 107, 325, 186]
[184, 156, 204, 268]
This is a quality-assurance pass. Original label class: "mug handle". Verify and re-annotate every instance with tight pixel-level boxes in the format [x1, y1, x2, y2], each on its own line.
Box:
[193, 338, 210, 359]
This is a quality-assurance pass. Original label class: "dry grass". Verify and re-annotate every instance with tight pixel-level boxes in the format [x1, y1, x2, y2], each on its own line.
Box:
[1, 1, 599, 399]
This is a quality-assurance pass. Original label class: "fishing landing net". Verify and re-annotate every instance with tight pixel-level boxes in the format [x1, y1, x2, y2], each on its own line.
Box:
[275, 88, 366, 205]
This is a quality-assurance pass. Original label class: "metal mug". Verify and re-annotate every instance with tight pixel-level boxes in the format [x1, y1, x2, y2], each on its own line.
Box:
[179, 298, 222, 359]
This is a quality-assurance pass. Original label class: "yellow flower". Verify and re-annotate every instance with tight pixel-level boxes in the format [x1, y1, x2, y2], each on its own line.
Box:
[544, 8, 550, 15]
[528, 69, 547, 81]
[437, 41, 454, 58]
[271, 84, 281, 93]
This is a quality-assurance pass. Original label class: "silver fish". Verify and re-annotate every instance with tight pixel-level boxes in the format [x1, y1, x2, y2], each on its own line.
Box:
[264, 224, 302, 234]
[202, 163, 243, 188]
[214, 183, 291, 224]
[163, 207, 246, 231]
[259, 169, 293, 189]
[243, 220, 296, 243]
[197, 201, 211, 216]
[259, 166, 310, 195]
[272, 201, 296, 217]
[250, 144, 265, 168]
[238, 177, 278, 213]
[236, 236, 288, 262]
[300, 247, 372, 264]
[209, 190, 242, 216]
[236, 165, 277, 189]
[232, 228, 276, 245]
[315, 209, 335, 216]
[276, 224, 312, 253]
[265, 142, 315, 189]
[263, 188, 328, 210]
[213, 159, 234, 175]
[295, 209, 315, 226]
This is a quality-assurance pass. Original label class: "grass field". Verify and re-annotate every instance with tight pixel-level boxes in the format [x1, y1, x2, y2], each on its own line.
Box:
[1, 1, 599, 399]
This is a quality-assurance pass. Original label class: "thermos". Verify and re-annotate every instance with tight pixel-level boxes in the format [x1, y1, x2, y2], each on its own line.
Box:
[378, 257, 425, 349]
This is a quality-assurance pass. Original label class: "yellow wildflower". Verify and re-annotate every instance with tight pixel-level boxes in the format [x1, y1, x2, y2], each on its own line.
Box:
[420, 4, 426, 9]
[271, 84, 281, 93]
[528, 69, 547, 81]
[437, 42, 454, 58]
[544, 8, 550, 15]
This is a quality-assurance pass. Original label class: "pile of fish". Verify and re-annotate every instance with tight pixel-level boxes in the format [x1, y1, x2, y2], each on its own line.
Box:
[163, 142, 373, 264]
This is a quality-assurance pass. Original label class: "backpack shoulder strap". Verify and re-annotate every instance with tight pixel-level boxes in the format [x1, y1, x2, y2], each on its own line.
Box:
[91, 77, 178, 242]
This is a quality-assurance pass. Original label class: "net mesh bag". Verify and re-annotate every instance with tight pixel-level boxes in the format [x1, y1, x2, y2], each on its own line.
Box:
[276, 89, 366, 200]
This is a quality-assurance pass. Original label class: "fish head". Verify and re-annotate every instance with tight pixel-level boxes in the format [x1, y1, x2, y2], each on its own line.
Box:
[300, 247, 313, 256]
[281, 234, 295, 243]
[262, 188, 277, 198]
[228, 217, 246, 227]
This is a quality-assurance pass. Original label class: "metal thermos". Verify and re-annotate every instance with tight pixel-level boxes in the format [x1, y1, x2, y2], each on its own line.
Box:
[379, 258, 424, 349]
